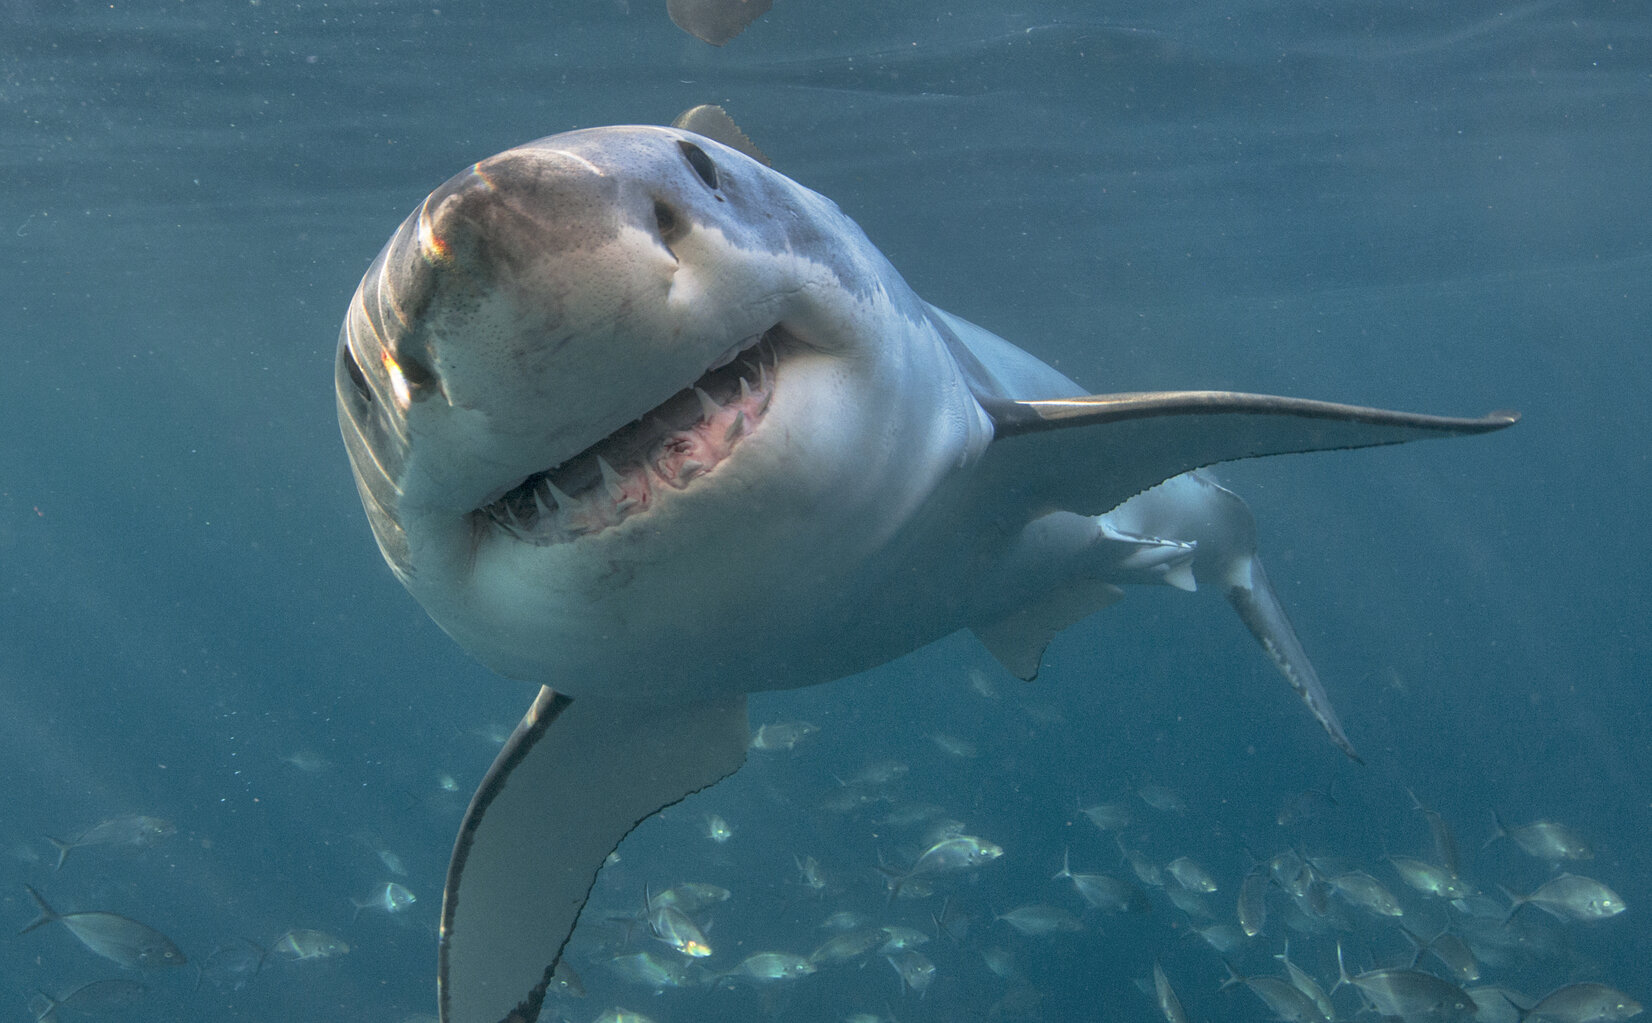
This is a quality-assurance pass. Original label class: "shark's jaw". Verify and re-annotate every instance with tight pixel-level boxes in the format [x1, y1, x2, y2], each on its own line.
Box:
[474, 328, 782, 547]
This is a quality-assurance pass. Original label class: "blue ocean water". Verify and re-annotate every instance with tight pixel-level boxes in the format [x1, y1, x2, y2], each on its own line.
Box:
[2, 1, 1647, 1020]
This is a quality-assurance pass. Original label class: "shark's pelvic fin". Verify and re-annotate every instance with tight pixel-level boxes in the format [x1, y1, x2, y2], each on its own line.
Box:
[439, 689, 749, 1023]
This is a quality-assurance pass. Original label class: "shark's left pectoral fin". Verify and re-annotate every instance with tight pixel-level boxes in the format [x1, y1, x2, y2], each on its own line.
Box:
[974, 578, 1126, 681]
[439, 689, 749, 1023]
[981, 390, 1518, 517]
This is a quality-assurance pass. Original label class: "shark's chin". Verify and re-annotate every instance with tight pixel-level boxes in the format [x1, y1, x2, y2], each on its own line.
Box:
[474, 326, 786, 546]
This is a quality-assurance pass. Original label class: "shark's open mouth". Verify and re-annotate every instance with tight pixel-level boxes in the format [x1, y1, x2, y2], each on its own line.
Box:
[476, 327, 784, 545]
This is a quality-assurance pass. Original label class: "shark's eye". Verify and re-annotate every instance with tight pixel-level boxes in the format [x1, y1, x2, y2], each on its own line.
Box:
[341, 345, 372, 404]
[678, 140, 719, 191]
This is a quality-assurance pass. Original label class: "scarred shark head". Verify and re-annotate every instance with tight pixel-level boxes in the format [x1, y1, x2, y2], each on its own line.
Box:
[336, 126, 990, 697]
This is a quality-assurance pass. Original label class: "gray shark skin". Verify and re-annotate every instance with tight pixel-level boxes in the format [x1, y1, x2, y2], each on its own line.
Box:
[335, 124, 1514, 1023]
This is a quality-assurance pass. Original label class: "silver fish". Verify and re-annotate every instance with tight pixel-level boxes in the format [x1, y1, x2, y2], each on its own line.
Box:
[1336, 942, 1477, 1020]
[1525, 982, 1643, 1022]
[1222, 964, 1324, 1023]
[808, 928, 884, 965]
[351, 881, 416, 920]
[1504, 873, 1626, 922]
[1408, 788, 1462, 876]
[271, 928, 349, 961]
[1389, 855, 1476, 899]
[1053, 848, 1149, 913]
[649, 882, 730, 914]
[1237, 867, 1270, 937]
[1166, 855, 1218, 893]
[647, 901, 711, 958]
[1486, 812, 1594, 862]
[1079, 801, 1133, 832]
[44, 815, 175, 871]
[722, 951, 816, 983]
[603, 950, 696, 990]
[1328, 870, 1404, 917]
[885, 834, 1002, 897]
[20, 885, 186, 970]
[995, 904, 1083, 936]
[30, 978, 148, 1023]
[1153, 961, 1189, 1023]
[887, 949, 936, 997]
[1275, 940, 1335, 1021]
[1138, 783, 1187, 813]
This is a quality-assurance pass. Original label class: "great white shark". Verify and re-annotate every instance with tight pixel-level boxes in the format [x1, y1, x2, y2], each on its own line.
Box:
[335, 116, 1515, 1023]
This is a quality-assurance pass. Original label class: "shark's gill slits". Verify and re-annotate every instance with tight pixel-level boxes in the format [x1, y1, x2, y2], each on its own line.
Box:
[478, 330, 782, 544]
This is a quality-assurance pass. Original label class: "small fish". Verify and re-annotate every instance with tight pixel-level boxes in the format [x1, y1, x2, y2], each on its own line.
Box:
[1191, 923, 1248, 954]
[877, 924, 931, 953]
[1052, 848, 1149, 913]
[591, 1009, 658, 1023]
[1328, 870, 1403, 917]
[845, 759, 909, 787]
[436, 772, 460, 792]
[271, 928, 349, 961]
[884, 835, 1002, 897]
[645, 893, 712, 958]
[20, 885, 186, 969]
[1464, 986, 1528, 1023]
[702, 813, 733, 843]
[1153, 961, 1189, 1023]
[377, 848, 408, 876]
[1137, 783, 1187, 813]
[1079, 801, 1133, 832]
[1166, 856, 1218, 893]
[351, 882, 416, 920]
[1335, 942, 1477, 1020]
[1116, 835, 1164, 888]
[281, 750, 331, 773]
[1524, 982, 1643, 1022]
[886, 949, 936, 997]
[1503, 873, 1626, 922]
[650, 882, 730, 914]
[196, 937, 268, 992]
[966, 666, 1001, 700]
[748, 720, 819, 751]
[30, 978, 149, 1022]
[927, 733, 978, 758]
[818, 909, 866, 932]
[1486, 812, 1594, 862]
[1221, 963, 1323, 1023]
[1274, 940, 1335, 1021]
[995, 904, 1082, 937]
[45, 815, 175, 870]
[1401, 924, 1480, 983]
[722, 951, 816, 983]
[603, 950, 697, 990]
[794, 854, 827, 891]
[808, 928, 884, 965]
[1276, 780, 1337, 827]
[1237, 867, 1269, 937]
[1389, 855, 1476, 899]
[550, 960, 585, 999]
[1407, 788, 1462, 876]
[1163, 884, 1213, 920]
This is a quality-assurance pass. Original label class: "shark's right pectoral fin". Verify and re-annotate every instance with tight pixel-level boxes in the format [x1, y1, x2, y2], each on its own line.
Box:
[439, 688, 749, 1023]
[980, 390, 1518, 519]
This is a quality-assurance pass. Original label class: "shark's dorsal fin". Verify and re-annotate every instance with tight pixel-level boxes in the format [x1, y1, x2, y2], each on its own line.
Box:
[980, 391, 1517, 517]
[672, 105, 772, 166]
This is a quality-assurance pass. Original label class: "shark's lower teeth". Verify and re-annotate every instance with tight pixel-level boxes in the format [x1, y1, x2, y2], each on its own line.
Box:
[480, 334, 779, 544]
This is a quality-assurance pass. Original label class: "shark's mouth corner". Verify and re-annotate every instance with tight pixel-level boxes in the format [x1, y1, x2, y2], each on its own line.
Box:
[475, 326, 787, 546]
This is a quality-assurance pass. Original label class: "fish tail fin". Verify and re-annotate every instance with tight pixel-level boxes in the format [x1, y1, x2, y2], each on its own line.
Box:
[1484, 809, 1510, 851]
[1498, 883, 1528, 924]
[1218, 960, 1245, 992]
[246, 937, 270, 976]
[30, 990, 60, 1023]
[18, 884, 58, 935]
[44, 837, 72, 871]
[1052, 846, 1072, 881]
[349, 899, 365, 924]
[1331, 941, 1352, 995]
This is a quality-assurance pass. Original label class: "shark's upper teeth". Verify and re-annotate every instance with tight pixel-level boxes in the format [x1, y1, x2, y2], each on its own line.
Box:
[479, 332, 781, 545]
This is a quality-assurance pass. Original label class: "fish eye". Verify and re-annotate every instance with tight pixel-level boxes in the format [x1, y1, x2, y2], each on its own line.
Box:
[678, 140, 719, 191]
